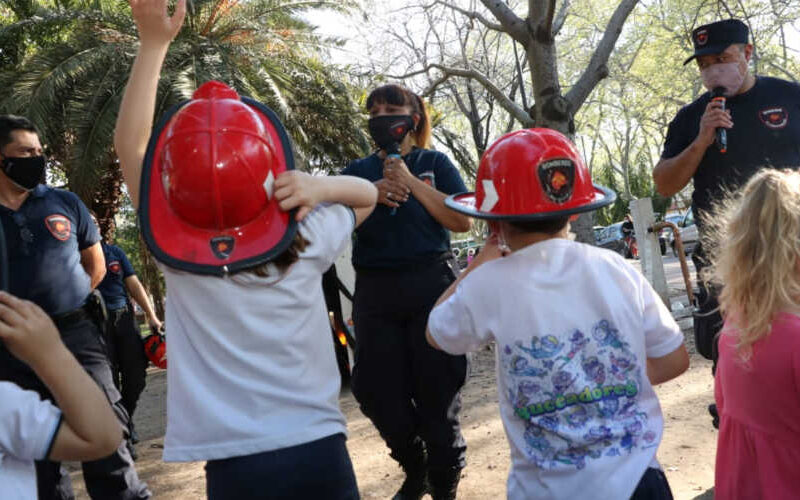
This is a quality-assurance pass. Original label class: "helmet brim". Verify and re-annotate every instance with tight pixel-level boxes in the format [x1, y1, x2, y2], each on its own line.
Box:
[444, 184, 617, 221]
[139, 96, 298, 276]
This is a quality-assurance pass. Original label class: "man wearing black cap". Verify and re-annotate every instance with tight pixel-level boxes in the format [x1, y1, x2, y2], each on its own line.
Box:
[653, 19, 800, 426]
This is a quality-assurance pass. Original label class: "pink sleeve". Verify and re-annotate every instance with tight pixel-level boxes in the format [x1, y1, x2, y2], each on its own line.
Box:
[714, 355, 725, 413]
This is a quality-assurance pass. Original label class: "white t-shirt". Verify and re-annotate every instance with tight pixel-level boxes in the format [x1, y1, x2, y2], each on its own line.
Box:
[160, 203, 355, 462]
[0, 382, 62, 499]
[429, 238, 684, 500]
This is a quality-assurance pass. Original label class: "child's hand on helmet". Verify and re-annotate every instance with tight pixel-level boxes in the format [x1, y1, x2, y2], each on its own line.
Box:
[130, 0, 186, 47]
[274, 171, 324, 221]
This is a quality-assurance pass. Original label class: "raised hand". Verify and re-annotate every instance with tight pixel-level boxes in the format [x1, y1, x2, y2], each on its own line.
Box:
[130, 0, 187, 47]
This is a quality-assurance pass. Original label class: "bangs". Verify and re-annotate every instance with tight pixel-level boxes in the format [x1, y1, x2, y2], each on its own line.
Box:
[366, 85, 413, 111]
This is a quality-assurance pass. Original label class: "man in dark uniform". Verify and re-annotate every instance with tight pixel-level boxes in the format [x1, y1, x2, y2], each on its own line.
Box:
[0, 115, 150, 499]
[653, 19, 800, 425]
[92, 213, 162, 446]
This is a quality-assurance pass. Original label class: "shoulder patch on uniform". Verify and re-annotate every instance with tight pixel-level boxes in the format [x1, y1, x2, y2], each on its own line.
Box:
[44, 214, 71, 241]
[759, 107, 789, 129]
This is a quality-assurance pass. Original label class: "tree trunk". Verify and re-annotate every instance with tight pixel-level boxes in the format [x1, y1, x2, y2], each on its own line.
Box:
[87, 161, 125, 241]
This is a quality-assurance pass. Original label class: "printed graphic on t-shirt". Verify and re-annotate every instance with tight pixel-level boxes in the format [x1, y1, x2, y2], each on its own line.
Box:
[502, 319, 657, 470]
[759, 107, 789, 129]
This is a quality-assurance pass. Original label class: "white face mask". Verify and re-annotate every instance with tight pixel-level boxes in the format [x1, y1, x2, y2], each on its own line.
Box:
[701, 62, 745, 96]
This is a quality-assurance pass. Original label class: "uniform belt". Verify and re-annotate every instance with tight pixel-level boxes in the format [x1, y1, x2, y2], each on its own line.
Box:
[50, 303, 92, 329]
[355, 252, 452, 274]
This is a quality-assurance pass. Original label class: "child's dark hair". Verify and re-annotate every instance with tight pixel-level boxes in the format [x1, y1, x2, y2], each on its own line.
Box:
[246, 232, 310, 277]
[366, 84, 431, 149]
[506, 216, 570, 235]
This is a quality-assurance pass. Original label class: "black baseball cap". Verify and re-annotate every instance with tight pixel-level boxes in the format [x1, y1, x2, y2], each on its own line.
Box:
[683, 19, 749, 65]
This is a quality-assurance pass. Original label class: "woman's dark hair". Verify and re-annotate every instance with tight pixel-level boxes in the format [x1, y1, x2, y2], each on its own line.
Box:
[507, 216, 570, 235]
[247, 232, 310, 277]
[366, 84, 431, 149]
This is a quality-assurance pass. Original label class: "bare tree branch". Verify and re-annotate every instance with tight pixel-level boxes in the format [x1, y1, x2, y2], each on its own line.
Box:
[544, 0, 557, 38]
[390, 64, 534, 127]
[425, 0, 507, 33]
[553, 0, 570, 36]
[565, 0, 640, 113]
[478, 0, 529, 44]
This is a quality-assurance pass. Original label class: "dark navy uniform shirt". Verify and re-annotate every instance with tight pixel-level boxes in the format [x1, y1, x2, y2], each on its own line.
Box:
[0, 185, 100, 315]
[662, 76, 800, 229]
[342, 148, 467, 269]
[96, 242, 135, 311]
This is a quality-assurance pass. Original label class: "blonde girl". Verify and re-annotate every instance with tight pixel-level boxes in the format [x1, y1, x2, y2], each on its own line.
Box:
[706, 168, 800, 499]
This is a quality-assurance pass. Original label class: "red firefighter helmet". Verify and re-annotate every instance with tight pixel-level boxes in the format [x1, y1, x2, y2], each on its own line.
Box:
[140, 81, 298, 275]
[143, 331, 167, 370]
[446, 128, 615, 220]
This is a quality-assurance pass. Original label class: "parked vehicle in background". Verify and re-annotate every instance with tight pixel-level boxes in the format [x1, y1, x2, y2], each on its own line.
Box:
[597, 221, 666, 258]
[668, 208, 698, 256]
[596, 222, 629, 258]
[593, 225, 605, 244]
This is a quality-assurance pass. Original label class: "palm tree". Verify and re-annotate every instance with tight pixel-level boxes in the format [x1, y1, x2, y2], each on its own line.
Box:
[0, 0, 370, 195]
[0, 0, 371, 311]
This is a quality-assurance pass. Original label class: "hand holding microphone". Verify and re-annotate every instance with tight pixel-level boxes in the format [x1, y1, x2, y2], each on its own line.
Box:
[699, 88, 733, 152]
[712, 87, 728, 153]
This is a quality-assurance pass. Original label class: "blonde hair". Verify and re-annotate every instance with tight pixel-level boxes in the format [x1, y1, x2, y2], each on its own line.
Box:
[704, 169, 800, 358]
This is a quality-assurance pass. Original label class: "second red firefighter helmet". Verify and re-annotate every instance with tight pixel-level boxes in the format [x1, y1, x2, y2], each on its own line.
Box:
[445, 128, 615, 220]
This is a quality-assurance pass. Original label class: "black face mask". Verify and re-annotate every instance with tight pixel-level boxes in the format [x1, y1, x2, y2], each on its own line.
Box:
[1, 155, 46, 191]
[368, 115, 415, 154]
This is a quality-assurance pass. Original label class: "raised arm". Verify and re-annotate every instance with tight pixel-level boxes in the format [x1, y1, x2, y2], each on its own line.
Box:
[114, 0, 186, 208]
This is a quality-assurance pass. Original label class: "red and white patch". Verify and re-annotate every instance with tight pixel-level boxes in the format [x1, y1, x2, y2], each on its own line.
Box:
[44, 214, 71, 241]
[759, 107, 789, 129]
[108, 260, 122, 274]
[419, 171, 436, 188]
[695, 30, 708, 46]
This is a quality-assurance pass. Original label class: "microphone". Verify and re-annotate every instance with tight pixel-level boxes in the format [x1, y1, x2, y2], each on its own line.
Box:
[385, 142, 401, 215]
[712, 87, 727, 154]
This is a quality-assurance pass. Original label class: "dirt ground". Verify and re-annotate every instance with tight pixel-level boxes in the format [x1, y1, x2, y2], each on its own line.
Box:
[69, 257, 718, 499]
[69, 339, 717, 500]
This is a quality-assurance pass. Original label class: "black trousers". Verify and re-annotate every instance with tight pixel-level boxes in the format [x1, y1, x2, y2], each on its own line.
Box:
[0, 315, 150, 500]
[107, 307, 148, 419]
[691, 243, 724, 370]
[351, 260, 467, 470]
[630, 468, 674, 500]
[205, 433, 359, 500]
